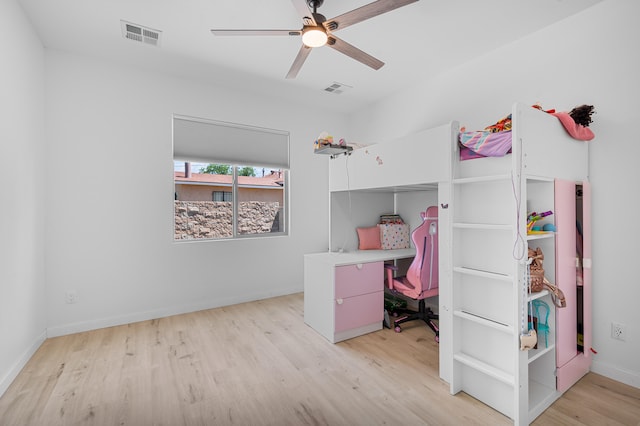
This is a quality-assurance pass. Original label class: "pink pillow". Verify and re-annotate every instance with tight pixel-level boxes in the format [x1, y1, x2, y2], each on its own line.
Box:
[357, 226, 382, 250]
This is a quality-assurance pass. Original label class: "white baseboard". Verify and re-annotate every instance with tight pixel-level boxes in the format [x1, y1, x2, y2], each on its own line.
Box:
[46, 287, 301, 337]
[0, 330, 46, 398]
[591, 360, 640, 389]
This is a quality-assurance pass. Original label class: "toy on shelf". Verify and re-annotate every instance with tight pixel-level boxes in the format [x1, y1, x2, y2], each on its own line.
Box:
[314, 131, 352, 158]
[527, 210, 553, 234]
[532, 300, 551, 348]
[314, 131, 333, 150]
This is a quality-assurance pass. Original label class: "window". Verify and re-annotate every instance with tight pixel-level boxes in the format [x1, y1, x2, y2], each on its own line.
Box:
[173, 116, 289, 241]
[213, 191, 232, 202]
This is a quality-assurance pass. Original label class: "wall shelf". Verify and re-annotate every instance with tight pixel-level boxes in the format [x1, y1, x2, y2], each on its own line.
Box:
[315, 144, 353, 158]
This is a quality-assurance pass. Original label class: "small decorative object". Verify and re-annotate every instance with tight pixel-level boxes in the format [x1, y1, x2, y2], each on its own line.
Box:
[379, 214, 404, 224]
[379, 223, 410, 250]
[528, 247, 545, 292]
[542, 223, 556, 232]
[314, 131, 353, 158]
[527, 210, 553, 234]
[543, 278, 567, 308]
[520, 329, 538, 351]
[533, 300, 551, 348]
[314, 131, 333, 150]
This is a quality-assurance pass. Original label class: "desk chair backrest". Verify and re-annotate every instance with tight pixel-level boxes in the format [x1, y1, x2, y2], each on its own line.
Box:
[405, 206, 439, 298]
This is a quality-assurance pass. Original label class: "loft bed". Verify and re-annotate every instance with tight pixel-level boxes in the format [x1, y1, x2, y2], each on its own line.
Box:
[318, 104, 592, 423]
[330, 122, 457, 192]
[458, 103, 594, 162]
[455, 102, 592, 181]
[449, 102, 592, 424]
[322, 122, 457, 382]
[328, 122, 458, 254]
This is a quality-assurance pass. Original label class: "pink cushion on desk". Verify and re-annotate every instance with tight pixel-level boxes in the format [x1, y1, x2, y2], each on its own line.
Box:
[357, 226, 382, 250]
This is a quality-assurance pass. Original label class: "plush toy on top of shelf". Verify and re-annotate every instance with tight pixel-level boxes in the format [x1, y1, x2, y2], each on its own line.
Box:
[314, 131, 352, 158]
[314, 131, 333, 151]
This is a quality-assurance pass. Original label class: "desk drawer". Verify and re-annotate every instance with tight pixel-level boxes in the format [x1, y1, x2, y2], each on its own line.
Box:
[335, 262, 383, 299]
[335, 291, 383, 333]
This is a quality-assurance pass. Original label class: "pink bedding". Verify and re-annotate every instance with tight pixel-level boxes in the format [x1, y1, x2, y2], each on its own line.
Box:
[459, 130, 512, 160]
[459, 107, 594, 161]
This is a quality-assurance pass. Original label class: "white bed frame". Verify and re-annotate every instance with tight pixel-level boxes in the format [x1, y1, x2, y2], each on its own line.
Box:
[326, 122, 457, 381]
[456, 102, 589, 181]
[317, 102, 590, 425]
[329, 122, 457, 253]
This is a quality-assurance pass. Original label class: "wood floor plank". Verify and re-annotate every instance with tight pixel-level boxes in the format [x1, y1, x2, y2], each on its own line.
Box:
[1, 293, 638, 425]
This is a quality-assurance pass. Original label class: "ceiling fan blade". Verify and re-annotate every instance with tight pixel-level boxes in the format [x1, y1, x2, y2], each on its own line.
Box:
[290, 0, 316, 26]
[211, 29, 301, 36]
[327, 36, 384, 70]
[286, 44, 313, 79]
[324, 0, 418, 32]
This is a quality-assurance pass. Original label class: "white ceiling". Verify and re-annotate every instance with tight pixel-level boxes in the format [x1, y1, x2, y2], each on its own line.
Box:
[18, 0, 602, 114]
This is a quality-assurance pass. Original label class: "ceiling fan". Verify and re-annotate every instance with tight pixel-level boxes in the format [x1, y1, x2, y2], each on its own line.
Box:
[210, 0, 419, 79]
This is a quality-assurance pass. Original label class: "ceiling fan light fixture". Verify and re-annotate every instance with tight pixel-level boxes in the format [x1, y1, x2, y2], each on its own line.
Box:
[302, 27, 328, 47]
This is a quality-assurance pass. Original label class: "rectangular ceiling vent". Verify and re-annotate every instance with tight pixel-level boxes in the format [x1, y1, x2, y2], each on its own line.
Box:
[324, 82, 353, 95]
[121, 20, 162, 47]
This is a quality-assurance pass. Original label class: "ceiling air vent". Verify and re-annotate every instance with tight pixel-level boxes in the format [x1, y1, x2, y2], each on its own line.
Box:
[324, 82, 352, 95]
[121, 20, 162, 47]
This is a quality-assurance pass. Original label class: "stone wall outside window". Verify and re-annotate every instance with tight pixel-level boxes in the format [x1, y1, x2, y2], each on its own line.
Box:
[174, 201, 281, 240]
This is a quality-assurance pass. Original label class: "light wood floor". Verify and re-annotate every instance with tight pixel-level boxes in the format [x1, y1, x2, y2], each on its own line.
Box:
[1, 293, 638, 426]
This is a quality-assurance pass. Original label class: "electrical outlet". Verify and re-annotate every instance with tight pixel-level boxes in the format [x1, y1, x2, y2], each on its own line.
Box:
[611, 322, 626, 341]
[65, 291, 79, 304]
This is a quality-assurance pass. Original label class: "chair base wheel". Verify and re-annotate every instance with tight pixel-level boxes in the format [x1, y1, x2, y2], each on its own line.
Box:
[394, 326, 402, 333]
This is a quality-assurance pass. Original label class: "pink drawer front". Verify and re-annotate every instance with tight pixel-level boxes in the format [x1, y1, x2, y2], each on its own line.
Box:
[335, 291, 384, 333]
[335, 262, 383, 299]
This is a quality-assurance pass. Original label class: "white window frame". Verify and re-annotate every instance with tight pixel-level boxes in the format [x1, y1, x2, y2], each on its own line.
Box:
[173, 115, 290, 242]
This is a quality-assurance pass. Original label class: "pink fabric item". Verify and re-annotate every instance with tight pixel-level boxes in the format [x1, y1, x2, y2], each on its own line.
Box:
[552, 112, 595, 141]
[357, 226, 382, 250]
[459, 130, 513, 160]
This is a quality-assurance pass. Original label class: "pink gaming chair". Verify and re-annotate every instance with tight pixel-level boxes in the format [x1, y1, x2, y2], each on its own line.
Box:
[385, 206, 439, 341]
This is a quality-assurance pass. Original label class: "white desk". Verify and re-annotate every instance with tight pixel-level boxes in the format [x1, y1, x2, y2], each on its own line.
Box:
[304, 249, 415, 343]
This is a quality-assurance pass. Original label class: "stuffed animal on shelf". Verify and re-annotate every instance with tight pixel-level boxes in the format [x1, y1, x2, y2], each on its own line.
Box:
[314, 131, 334, 150]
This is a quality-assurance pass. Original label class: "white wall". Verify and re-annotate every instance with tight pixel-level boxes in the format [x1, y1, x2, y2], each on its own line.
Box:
[43, 50, 346, 335]
[346, 0, 640, 388]
[0, 0, 47, 395]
